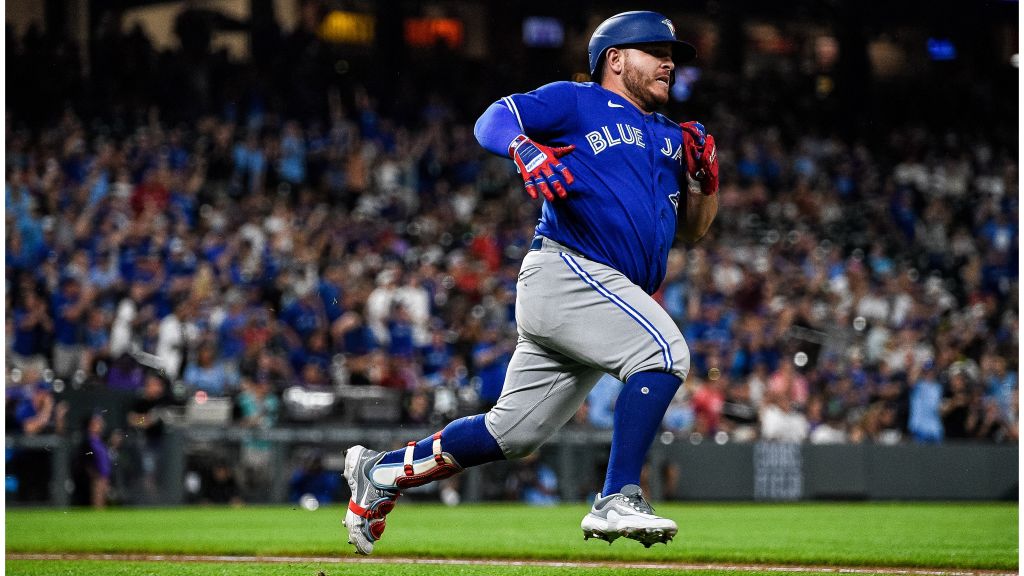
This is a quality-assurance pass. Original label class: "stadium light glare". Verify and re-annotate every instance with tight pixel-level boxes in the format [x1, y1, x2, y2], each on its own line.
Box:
[320, 10, 375, 45]
[523, 17, 564, 48]
[927, 38, 956, 61]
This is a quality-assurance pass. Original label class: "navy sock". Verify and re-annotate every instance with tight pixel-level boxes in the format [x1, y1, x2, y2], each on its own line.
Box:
[377, 414, 505, 469]
[603, 371, 682, 496]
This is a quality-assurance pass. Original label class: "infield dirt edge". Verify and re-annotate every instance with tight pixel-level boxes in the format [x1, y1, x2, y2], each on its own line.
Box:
[6, 552, 1017, 576]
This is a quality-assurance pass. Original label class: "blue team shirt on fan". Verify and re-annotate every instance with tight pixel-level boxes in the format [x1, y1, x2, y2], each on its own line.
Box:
[504, 81, 687, 294]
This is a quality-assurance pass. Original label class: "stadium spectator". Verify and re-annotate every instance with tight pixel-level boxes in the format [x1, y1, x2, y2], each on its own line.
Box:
[691, 375, 727, 435]
[81, 308, 113, 375]
[182, 342, 239, 396]
[860, 402, 903, 445]
[10, 290, 53, 368]
[72, 412, 112, 508]
[908, 361, 944, 443]
[127, 372, 175, 502]
[721, 381, 760, 442]
[11, 368, 58, 436]
[808, 404, 848, 445]
[941, 368, 976, 440]
[402, 389, 432, 425]
[471, 325, 514, 408]
[982, 354, 1018, 424]
[50, 276, 92, 378]
[973, 397, 1014, 442]
[156, 300, 199, 380]
[766, 361, 810, 410]
[236, 377, 279, 494]
[386, 304, 417, 358]
[7, 364, 63, 502]
[760, 390, 810, 443]
[420, 326, 454, 379]
[237, 377, 279, 429]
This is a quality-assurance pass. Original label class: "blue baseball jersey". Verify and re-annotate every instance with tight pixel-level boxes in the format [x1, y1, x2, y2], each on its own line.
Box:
[503, 81, 687, 294]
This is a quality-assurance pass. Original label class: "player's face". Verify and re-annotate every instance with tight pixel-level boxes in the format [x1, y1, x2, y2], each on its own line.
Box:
[622, 43, 675, 111]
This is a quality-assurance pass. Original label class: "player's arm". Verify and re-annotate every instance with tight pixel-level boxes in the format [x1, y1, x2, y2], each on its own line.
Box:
[678, 121, 720, 244]
[474, 85, 578, 201]
[474, 101, 575, 201]
[680, 189, 718, 244]
[474, 101, 524, 157]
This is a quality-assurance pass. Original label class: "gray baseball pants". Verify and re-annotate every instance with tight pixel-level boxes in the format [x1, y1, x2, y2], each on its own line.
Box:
[484, 236, 690, 458]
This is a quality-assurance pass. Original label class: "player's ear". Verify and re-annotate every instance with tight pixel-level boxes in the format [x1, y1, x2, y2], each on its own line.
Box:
[605, 47, 624, 77]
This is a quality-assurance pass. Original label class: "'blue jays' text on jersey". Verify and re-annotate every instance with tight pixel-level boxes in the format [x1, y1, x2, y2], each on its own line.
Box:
[502, 81, 687, 295]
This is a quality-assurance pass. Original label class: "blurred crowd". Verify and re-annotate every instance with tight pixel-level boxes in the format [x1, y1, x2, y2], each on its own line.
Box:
[4, 9, 1019, 506]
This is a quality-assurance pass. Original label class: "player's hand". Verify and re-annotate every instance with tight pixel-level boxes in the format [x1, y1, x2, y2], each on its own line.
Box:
[681, 121, 719, 196]
[508, 135, 575, 201]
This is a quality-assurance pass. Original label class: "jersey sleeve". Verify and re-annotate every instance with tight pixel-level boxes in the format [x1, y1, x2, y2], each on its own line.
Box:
[504, 81, 579, 142]
[474, 101, 525, 156]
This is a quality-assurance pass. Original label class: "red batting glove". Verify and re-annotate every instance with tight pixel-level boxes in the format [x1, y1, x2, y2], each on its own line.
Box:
[508, 134, 575, 201]
[681, 121, 719, 196]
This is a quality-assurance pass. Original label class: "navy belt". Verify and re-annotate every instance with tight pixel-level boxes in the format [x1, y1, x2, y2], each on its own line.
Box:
[528, 235, 587, 259]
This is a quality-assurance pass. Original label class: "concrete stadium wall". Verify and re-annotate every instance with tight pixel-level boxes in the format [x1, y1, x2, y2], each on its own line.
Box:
[6, 427, 1017, 506]
[642, 441, 1018, 501]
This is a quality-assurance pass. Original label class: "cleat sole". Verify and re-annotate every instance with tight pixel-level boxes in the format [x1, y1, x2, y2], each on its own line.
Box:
[582, 529, 620, 543]
[584, 527, 676, 547]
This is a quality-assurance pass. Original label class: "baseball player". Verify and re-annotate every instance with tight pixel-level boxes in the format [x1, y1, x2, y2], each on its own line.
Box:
[343, 10, 719, 554]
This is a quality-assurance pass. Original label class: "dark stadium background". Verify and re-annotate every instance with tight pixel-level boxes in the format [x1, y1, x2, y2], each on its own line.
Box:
[5, 0, 1018, 508]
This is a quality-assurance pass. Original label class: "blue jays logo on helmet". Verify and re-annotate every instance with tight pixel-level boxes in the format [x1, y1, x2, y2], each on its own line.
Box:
[588, 11, 697, 77]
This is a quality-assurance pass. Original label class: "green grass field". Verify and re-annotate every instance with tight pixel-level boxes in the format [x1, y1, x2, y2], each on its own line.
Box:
[6, 502, 1018, 575]
[3, 560, 893, 576]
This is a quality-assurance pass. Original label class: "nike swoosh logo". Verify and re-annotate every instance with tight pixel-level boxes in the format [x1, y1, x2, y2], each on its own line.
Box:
[607, 100, 624, 108]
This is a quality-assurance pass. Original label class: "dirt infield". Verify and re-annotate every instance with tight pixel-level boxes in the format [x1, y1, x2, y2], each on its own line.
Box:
[7, 553, 1016, 576]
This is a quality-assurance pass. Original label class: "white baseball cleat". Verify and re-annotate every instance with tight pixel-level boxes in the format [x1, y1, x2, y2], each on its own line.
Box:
[580, 484, 677, 547]
[342, 445, 400, 555]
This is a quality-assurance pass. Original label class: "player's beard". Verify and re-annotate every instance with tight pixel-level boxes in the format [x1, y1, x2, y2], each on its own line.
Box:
[622, 60, 668, 112]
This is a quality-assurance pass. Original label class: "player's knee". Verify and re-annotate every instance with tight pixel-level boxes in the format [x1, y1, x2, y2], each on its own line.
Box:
[500, 434, 546, 460]
[492, 424, 554, 460]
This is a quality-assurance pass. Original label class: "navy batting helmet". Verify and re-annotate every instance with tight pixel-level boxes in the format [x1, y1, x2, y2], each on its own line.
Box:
[588, 11, 697, 77]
